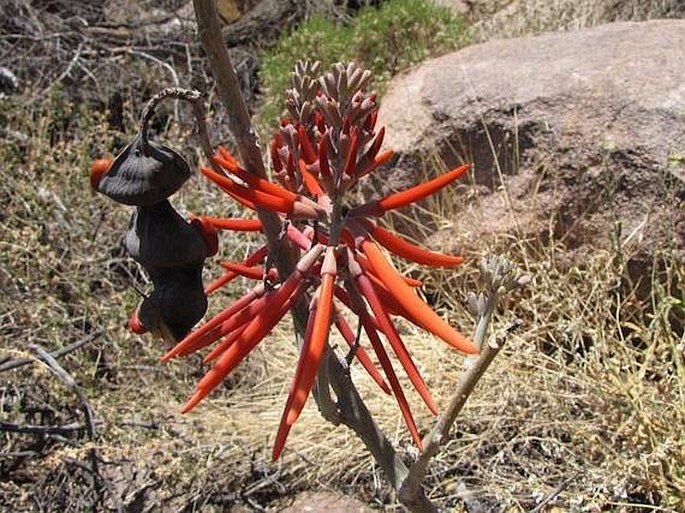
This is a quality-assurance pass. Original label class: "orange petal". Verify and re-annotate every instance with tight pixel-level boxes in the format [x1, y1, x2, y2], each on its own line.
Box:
[202, 323, 250, 363]
[298, 159, 325, 197]
[203, 167, 295, 213]
[202, 216, 263, 232]
[272, 302, 317, 460]
[182, 280, 307, 414]
[361, 238, 477, 355]
[297, 124, 318, 164]
[216, 146, 239, 170]
[205, 245, 269, 294]
[355, 149, 394, 180]
[378, 164, 469, 211]
[351, 244, 422, 289]
[355, 273, 437, 414]
[285, 247, 337, 426]
[353, 163, 468, 216]
[162, 284, 265, 361]
[205, 271, 238, 295]
[220, 262, 266, 280]
[333, 309, 391, 395]
[364, 220, 463, 267]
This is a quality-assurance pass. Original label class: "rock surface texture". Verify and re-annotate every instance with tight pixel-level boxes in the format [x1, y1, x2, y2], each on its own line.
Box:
[377, 20, 684, 286]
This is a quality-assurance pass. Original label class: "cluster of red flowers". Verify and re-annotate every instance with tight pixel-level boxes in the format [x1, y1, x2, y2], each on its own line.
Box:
[93, 62, 476, 460]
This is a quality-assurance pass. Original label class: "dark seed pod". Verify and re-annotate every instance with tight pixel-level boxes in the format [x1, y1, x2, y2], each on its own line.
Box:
[130, 262, 208, 342]
[97, 133, 191, 205]
[124, 200, 211, 268]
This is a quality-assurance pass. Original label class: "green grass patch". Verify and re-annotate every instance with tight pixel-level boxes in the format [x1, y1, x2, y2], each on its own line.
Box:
[257, 0, 468, 134]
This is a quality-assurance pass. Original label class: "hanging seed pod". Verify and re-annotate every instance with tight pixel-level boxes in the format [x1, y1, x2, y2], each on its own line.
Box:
[124, 200, 211, 268]
[96, 133, 191, 206]
[130, 262, 208, 342]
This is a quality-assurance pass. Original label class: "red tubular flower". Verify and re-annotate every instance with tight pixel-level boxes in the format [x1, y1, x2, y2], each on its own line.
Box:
[284, 247, 337, 426]
[161, 283, 266, 361]
[201, 216, 263, 232]
[220, 262, 276, 281]
[357, 219, 463, 268]
[348, 252, 437, 414]
[343, 277, 422, 448]
[205, 244, 269, 294]
[351, 163, 470, 217]
[133, 62, 477, 459]
[202, 167, 323, 220]
[359, 236, 476, 355]
[181, 280, 307, 414]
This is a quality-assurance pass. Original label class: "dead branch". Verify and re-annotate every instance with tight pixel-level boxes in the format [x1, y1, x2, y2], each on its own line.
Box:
[0, 420, 103, 436]
[0, 328, 104, 373]
[28, 343, 102, 512]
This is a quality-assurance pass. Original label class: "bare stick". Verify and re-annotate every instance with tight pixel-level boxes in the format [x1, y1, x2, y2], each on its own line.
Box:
[28, 344, 97, 440]
[0, 421, 103, 436]
[529, 471, 580, 513]
[28, 343, 103, 512]
[192, 0, 265, 179]
[0, 328, 104, 373]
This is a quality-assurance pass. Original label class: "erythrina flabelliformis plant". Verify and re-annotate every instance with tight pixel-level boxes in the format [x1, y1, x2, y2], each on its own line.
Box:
[92, 4, 527, 509]
[162, 62, 476, 459]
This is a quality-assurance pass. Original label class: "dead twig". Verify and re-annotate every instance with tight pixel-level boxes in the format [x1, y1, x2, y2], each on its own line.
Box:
[0, 328, 104, 373]
[529, 471, 581, 513]
[0, 420, 103, 436]
[28, 343, 102, 512]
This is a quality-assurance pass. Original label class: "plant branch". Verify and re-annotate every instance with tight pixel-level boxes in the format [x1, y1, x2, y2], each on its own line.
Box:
[28, 342, 103, 512]
[399, 315, 523, 505]
[399, 255, 528, 508]
[0, 328, 104, 373]
[192, 0, 287, 272]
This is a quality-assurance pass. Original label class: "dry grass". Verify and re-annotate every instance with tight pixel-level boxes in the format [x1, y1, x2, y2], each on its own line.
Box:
[1, 1, 684, 512]
[470, 0, 685, 40]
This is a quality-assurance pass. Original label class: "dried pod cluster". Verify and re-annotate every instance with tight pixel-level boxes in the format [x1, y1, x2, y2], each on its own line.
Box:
[91, 132, 216, 341]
